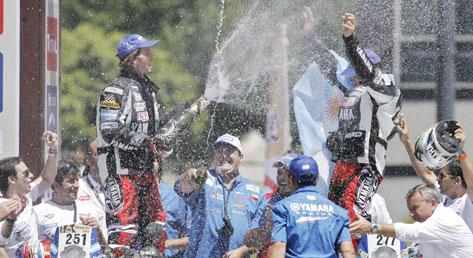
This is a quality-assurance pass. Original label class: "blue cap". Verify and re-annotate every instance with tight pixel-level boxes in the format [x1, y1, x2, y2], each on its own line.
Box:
[116, 34, 159, 59]
[288, 155, 319, 183]
[341, 48, 381, 78]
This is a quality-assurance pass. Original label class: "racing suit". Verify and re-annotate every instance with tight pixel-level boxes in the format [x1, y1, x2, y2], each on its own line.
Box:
[327, 35, 402, 225]
[96, 71, 197, 254]
[305, 33, 401, 224]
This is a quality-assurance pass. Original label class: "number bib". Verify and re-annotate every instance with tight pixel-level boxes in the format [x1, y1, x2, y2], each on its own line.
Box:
[55, 224, 92, 257]
[367, 234, 401, 257]
[49, 224, 103, 258]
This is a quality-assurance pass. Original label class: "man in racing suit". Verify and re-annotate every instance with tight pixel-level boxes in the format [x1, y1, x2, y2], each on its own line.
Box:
[96, 34, 208, 255]
[303, 9, 401, 231]
[328, 13, 401, 226]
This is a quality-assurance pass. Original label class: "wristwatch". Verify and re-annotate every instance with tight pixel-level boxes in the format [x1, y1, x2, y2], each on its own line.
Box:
[371, 223, 379, 234]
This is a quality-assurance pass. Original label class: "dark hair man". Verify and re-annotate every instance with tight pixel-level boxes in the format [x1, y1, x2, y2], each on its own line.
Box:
[267, 155, 355, 258]
[34, 160, 105, 257]
[244, 153, 297, 258]
[96, 34, 209, 255]
[174, 134, 263, 258]
[0, 131, 58, 257]
[397, 116, 473, 232]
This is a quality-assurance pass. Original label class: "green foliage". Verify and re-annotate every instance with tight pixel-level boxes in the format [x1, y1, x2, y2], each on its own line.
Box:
[60, 0, 253, 155]
[60, 0, 355, 158]
[61, 23, 198, 149]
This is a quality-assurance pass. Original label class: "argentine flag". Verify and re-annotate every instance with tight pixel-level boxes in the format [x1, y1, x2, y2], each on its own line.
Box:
[293, 50, 353, 196]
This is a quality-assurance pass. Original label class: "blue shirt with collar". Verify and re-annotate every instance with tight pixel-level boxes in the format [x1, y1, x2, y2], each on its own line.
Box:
[271, 185, 351, 258]
[159, 182, 190, 258]
[174, 169, 263, 258]
[250, 191, 283, 230]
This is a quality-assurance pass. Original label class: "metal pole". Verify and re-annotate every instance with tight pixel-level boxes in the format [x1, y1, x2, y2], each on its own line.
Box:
[436, 0, 456, 121]
[264, 23, 290, 193]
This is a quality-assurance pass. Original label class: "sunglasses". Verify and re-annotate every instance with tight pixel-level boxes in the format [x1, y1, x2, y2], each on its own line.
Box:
[22, 169, 32, 178]
[438, 172, 455, 180]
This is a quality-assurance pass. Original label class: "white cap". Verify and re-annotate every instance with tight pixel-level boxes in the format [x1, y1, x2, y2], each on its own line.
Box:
[214, 134, 243, 153]
[272, 153, 298, 167]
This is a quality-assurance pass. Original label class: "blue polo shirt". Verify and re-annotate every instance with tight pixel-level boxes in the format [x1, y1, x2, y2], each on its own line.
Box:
[159, 182, 190, 258]
[271, 185, 351, 258]
[250, 192, 283, 229]
[174, 169, 263, 258]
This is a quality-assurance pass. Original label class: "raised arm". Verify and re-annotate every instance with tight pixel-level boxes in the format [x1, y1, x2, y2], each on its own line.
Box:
[342, 13, 397, 102]
[303, 7, 338, 86]
[31, 131, 59, 199]
[396, 115, 436, 185]
[342, 13, 376, 81]
[455, 126, 473, 201]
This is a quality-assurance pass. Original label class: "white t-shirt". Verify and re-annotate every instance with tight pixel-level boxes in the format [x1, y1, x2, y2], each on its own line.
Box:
[34, 199, 103, 241]
[394, 204, 473, 258]
[435, 182, 473, 233]
[0, 186, 39, 257]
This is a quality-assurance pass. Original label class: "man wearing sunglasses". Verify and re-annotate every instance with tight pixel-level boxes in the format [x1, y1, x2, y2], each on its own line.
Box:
[174, 134, 263, 258]
[0, 131, 58, 257]
[397, 116, 473, 233]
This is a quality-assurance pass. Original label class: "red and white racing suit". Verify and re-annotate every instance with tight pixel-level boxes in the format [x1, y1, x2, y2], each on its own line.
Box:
[97, 71, 195, 254]
[326, 34, 402, 225]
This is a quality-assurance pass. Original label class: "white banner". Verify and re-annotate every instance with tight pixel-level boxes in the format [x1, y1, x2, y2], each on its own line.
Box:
[45, 0, 60, 135]
[44, 0, 60, 161]
[0, 0, 20, 158]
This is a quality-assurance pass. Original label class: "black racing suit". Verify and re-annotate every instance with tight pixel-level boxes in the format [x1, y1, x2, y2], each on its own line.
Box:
[96, 71, 194, 254]
[305, 33, 401, 227]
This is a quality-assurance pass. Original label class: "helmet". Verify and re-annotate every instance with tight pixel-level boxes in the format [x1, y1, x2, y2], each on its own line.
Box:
[288, 155, 318, 183]
[414, 120, 461, 170]
[341, 48, 381, 78]
[371, 246, 397, 258]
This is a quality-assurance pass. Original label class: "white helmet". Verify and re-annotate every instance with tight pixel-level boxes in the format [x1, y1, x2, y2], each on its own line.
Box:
[414, 120, 461, 170]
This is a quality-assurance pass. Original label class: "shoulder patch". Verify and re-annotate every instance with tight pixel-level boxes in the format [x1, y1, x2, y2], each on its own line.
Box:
[100, 93, 121, 110]
[104, 86, 124, 95]
[246, 184, 261, 193]
[137, 112, 149, 122]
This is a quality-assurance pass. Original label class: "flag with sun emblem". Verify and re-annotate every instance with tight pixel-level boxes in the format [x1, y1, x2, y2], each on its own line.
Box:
[293, 50, 352, 196]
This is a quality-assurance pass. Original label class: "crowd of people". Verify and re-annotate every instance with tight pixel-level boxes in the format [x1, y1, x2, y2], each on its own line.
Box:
[0, 8, 472, 258]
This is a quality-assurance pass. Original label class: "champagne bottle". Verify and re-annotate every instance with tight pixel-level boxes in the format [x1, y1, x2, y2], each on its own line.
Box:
[175, 111, 195, 131]
[193, 163, 208, 185]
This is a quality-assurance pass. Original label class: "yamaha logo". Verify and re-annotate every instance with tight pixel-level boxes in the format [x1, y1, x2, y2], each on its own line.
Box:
[104, 176, 124, 213]
[290, 202, 301, 212]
